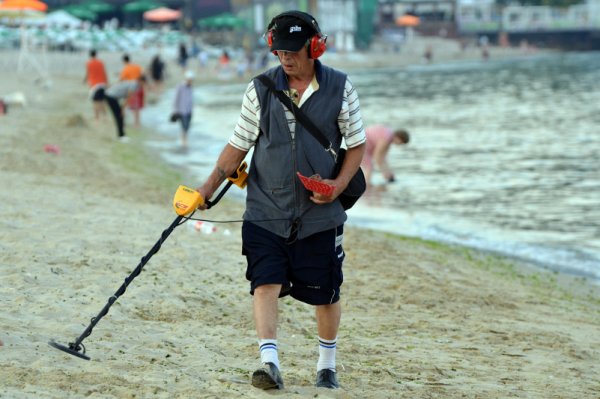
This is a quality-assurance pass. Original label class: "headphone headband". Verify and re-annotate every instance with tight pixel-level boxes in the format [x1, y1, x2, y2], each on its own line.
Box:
[267, 10, 321, 35]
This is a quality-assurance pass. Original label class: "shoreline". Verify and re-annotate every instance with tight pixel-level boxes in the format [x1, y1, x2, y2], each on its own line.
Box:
[142, 46, 600, 286]
[1, 45, 599, 398]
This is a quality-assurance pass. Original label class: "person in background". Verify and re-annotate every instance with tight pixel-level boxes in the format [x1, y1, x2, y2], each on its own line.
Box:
[173, 70, 195, 149]
[104, 75, 145, 142]
[362, 124, 410, 185]
[217, 49, 232, 79]
[194, 10, 365, 391]
[178, 42, 188, 70]
[423, 44, 433, 63]
[83, 49, 108, 121]
[197, 49, 209, 69]
[119, 54, 144, 128]
[149, 54, 166, 92]
[119, 54, 143, 81]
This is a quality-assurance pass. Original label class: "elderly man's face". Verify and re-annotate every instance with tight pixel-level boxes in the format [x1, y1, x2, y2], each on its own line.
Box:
[277, 46, 312, 78]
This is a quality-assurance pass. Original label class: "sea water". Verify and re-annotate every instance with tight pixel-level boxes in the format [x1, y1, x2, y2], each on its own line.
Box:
[145, 51, 600, 281]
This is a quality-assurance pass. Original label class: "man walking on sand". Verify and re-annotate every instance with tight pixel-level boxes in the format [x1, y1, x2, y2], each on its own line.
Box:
[83, 50, 108, 121]
[195, 10, 365, 390]
[172, 70, 195, 149]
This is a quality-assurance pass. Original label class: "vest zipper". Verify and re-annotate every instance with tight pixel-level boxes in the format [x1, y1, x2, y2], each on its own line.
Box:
[291, 136, 299, 214]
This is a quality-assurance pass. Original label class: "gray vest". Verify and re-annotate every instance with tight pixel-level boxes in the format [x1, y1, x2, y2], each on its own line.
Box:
[244, 62, 347, 239]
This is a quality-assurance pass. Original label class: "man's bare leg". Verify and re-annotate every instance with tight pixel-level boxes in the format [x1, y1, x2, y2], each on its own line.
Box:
[251, 284, 284, 389]
[315, 301, 341, 388]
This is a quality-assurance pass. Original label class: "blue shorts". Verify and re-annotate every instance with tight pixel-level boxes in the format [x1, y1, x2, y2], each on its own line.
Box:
[179, 113, 192, 133]
[242, 221, 345, 305]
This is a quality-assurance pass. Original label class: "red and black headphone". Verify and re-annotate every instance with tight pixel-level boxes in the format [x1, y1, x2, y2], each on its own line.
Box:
[265, 11, 327, 59]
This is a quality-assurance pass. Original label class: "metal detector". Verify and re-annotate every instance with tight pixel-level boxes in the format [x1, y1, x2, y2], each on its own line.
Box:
[49, 162, 248, 360]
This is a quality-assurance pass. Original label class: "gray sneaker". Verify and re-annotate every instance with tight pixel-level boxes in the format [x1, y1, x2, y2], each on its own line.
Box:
[316, 368, 339, 388]
[251, 362, 284, 390]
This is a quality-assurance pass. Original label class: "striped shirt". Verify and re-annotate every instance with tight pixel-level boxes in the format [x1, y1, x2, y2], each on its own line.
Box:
[229, 76, 366, 151]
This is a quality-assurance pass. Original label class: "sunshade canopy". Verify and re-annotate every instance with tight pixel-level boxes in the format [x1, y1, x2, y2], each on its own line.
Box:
[143, 7, 181, 22]
[63, 4, 97, 20]
[81, 0, 115, 14]
[0, 0, 48, 12]
[197, 12, 246, 29]
[123, 0, 164, 13]
[396, 14, 420, 27]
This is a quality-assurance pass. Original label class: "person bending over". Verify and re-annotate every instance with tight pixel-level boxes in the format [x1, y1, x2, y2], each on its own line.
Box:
[104, 75, 145, 141]
[362, 125, 410, 185]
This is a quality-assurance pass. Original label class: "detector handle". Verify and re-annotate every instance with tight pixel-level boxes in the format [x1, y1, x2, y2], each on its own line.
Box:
[204, 161, 248, 209]
[173, 161, 248, 213]
[227, 161, 248, 189]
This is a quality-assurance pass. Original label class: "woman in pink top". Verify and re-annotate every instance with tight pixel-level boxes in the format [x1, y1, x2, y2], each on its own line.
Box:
[362, 125, 410, 185]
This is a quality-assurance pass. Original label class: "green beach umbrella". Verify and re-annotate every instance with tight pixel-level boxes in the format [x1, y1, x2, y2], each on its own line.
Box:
[81, 0, 115, 14]
[122, 0, 163, 14]
[197, 12, 246, 29]
[196, 16, 214, 28]
[64, 5, 97, 21]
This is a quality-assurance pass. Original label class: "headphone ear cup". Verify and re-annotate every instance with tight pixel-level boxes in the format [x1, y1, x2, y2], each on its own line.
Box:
[309, 34, 327, 59]
[266, 30, 278, 55]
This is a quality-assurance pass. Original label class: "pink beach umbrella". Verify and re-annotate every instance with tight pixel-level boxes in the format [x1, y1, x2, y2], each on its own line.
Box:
[143, 7, 181, 23]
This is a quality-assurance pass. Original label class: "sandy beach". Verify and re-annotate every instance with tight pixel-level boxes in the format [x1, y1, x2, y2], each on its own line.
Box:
[1, 41, 599, 398]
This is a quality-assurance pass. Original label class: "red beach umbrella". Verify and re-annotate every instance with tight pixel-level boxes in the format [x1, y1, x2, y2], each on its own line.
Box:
[143, 7, 181, 22]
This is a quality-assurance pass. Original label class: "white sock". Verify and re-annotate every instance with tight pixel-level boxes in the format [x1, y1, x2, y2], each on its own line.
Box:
[258, 339, 280, 370]
[317, 336, 337, 371]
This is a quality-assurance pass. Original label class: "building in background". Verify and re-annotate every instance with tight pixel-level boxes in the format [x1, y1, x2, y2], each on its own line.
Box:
[457, 0, 600, 49]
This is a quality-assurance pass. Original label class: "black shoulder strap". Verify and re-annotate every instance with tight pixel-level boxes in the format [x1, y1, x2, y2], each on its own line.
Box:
[255, 74, 337, 159]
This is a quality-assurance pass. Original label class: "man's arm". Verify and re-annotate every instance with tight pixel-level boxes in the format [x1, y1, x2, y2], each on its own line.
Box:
[196, 143, 248, 209]
[373, 140, 393, 180]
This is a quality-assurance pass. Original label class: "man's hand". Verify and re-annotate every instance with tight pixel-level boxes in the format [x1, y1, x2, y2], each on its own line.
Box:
[194, 186, 212, 210]
[309, 176, 340, 205]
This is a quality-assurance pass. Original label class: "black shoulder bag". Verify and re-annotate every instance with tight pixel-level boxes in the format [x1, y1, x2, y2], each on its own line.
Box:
[255, 74, 366, 210]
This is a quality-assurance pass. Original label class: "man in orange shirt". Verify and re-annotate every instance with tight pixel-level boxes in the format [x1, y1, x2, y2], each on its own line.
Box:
[119, 54, 144, 128]
[119, 54, 143, 80]
[83, 49, 108, 121]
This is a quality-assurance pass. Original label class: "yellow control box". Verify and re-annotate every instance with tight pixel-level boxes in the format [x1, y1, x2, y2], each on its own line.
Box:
[173, 186, 204, 216]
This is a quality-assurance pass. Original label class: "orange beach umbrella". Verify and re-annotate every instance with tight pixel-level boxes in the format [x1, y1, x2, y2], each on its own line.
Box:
[396, 14, 420, 27]
[0, 0, 48, 11]
[143, 7, 181, 22]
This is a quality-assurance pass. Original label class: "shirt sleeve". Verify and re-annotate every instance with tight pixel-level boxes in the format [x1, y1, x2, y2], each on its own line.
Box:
[229, 81, 261, 151]
[338, 77, 366, 149]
